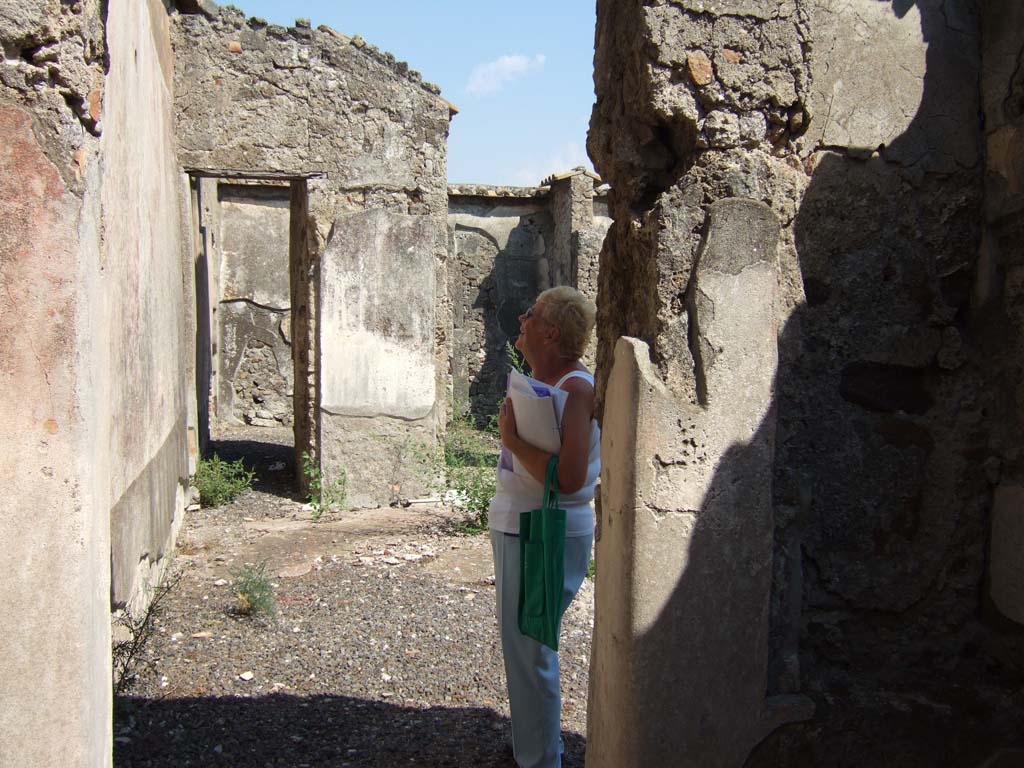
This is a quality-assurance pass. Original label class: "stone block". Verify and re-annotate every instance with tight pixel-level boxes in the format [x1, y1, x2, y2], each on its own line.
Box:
[989, 485, 1024, 625]
[588, 198, 792, 768]
[0, 0, 52, 46]
[319, 209, 437, 505]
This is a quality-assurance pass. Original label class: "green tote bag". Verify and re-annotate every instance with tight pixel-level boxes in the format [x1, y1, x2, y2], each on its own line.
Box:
[518, 456, 567, 651]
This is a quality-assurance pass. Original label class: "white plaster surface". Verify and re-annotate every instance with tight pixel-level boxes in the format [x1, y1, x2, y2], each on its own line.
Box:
[321, 210, 436, 419]
[102, 0, 187, 503]
[804, 0, 925, 151]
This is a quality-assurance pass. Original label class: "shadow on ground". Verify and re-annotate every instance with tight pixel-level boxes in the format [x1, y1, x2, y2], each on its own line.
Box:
[115, 693, 585, 767]
[208, 430, 301, 502]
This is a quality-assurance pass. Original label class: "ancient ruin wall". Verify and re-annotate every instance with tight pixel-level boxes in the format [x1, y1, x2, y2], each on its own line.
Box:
[173, 7, 451, 505]
[448, 187, 552, 418]
[588, 0, 994, 765]
[212, 182, 294, 427]
[978, 0, 1024, 672]
[447, 179, 610, 421]
[1, 0, 190, 764]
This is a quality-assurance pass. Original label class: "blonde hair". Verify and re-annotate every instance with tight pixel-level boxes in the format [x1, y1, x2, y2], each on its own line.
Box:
[537, 286, 596, 360]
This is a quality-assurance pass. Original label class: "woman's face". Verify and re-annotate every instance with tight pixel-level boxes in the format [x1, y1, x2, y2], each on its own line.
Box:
[515, 300, 551, 361]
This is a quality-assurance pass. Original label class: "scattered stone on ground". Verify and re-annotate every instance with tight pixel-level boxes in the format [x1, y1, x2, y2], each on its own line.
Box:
[114, 431, 593, 767]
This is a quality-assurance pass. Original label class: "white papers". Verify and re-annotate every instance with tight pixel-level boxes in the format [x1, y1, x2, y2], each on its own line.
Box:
[501, 370, 568, 476]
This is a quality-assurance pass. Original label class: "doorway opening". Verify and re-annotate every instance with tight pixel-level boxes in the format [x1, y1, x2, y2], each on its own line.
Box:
[188, 170, 319, 498]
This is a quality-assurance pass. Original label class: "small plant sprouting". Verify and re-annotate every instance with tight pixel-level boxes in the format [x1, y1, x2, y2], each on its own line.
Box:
[302, 450, 347, 522]
[112, 573, 180, 695]
[443, 418, 498, 534]
[192, 454, 254, 507]
[230, 561, 276, 619]
[505, 340, 526, 374]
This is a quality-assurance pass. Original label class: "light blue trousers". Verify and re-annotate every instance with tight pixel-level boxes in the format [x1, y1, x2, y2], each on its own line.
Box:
[491, 530, 593, 768]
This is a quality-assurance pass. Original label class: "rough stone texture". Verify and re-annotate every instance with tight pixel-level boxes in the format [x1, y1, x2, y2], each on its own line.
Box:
[989, 485, 1024, 625]
[447, 175, 610, 421]
[978, 0, 1024, 673]
[589, 195, 794, 766]
[173, 6, 451, 504]
[588, 0, 1021, 764]
[289, 180, 316, 496]
[1, 0, 189, 765]
[319, 209, 437, 506]
[448, 193, 552, 418]
[214, 183, 294, 427]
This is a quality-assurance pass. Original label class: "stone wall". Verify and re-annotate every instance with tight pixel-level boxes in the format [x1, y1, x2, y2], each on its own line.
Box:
[0, 0, 190, 765]
[587, 0, 1016, 765]
[980, 0, 1024, 661]
[172, 6, 451, 505]
[447, 175, 610, 421]
[210, 181, 293, 428]
[448, 186, 550, 419]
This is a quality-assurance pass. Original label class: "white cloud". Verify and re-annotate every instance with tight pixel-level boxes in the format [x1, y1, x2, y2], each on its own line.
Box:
[465, 54, 546, 96]
[509, 141, 594, 187]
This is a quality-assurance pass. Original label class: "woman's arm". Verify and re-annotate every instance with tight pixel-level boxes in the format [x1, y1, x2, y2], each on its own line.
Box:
[498, 377, 594, 493]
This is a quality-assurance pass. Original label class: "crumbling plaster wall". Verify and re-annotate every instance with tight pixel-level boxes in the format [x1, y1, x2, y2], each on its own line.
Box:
[588, 0, 1005, 765]
[981, 0, 1024, 653]
[172, 7, 451, 505]
[447, 178, 610, 421]
[0, 0, 189, 765]
[448, 186, 552, 418]
[213, 182, 294, 428]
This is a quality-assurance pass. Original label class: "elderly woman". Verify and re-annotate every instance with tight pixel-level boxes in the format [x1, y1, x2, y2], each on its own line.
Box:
[491, 286, 600, 768]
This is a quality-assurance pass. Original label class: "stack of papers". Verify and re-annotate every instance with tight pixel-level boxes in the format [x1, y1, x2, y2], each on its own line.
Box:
[500, 370, 568, 476]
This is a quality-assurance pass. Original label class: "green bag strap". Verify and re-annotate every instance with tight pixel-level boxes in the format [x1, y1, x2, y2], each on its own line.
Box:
[542, 455, 559, 510]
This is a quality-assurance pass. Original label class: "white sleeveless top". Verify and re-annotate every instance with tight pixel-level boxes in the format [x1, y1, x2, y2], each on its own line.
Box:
[488, 370, 600, 537]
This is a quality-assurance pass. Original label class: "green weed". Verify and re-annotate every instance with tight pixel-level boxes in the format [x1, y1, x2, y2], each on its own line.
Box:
[112, 573, 180, 694]
[444, 418, 499, 533]
[230, 561, 276, 618]
[505, 340, 526, 374]
[302, 450, 347, 522]
[192, 454, 254, 507]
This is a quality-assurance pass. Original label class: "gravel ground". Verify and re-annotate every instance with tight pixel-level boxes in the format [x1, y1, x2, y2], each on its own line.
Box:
[114, 430, 593, 767]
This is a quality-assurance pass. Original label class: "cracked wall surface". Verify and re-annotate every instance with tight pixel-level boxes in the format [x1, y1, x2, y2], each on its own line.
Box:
[587, 0, 1021, 765]
[447, 175, 610, 422]
[980, 0, 1024, 647]
[1, 0, 190, 765]
[172, 6, 451, 504]
[210, 182, 294, 428]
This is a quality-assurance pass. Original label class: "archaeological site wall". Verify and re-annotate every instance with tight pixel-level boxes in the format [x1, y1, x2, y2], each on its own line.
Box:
[448, 171, 610, 421]
[172, 6, 452, 505]
[981, 0, 1024, 648]
[588, 0, 1024, 765]
[201, 180, 295, 429]
[1, 0, 191, 765]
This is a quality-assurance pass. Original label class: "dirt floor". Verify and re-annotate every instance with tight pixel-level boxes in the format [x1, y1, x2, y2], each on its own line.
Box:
[113, 427, 594, 767]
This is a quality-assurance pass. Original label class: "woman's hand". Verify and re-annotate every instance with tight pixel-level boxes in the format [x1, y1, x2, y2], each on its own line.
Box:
[498, 398, 518, 448]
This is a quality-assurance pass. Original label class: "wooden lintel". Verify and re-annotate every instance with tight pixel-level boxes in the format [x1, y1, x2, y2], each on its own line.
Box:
[184, 168, 327, 181]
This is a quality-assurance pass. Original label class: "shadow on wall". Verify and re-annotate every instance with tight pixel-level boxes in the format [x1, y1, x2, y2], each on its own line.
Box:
[451, 213, 550, 425]
[609, 0, 1024, 764]
[114, 694, 586, 767]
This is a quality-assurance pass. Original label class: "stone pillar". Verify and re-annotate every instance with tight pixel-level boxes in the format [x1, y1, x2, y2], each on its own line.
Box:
[318, 209, 437, 506]
[981, 0, 1024, 644]
[548, 167, 597, 289]
[290, 180, 317, 493]
[588, 200, 809, 767]
[195, 178, 225, 422]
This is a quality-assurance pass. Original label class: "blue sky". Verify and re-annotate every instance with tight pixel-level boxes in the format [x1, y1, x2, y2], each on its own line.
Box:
[230, 1, 598, 186]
